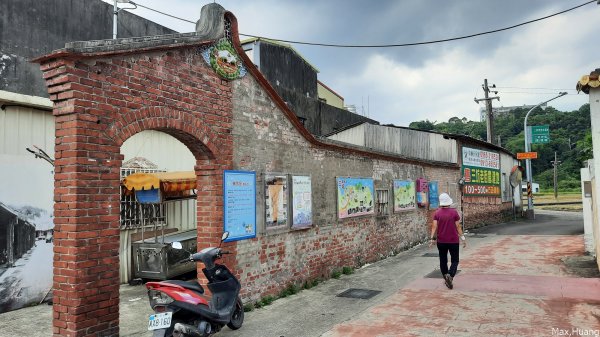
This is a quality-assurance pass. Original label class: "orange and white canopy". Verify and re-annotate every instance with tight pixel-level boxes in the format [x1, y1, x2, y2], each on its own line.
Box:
[122, 171, 196, 192]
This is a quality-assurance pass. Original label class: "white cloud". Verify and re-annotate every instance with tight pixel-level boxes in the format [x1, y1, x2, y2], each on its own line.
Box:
[333, 5, 596, 126]
[107, 0, 597, 126]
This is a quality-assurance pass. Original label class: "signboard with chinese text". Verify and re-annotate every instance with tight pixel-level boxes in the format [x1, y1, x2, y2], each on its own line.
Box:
[530, 125, 550, 144]
[461, 147, 501, 196]
[223, 170, 256, 241]
[265, 174, 288, 228]
[291, 175, 312, 228]
[517, 152, 538, 160]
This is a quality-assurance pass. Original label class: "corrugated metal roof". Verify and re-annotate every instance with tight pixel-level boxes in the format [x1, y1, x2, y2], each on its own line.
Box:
[324, 121, 516, 158]
[576, 68, 600, 94]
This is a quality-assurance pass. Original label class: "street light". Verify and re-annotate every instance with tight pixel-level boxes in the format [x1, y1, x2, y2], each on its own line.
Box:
[523, 91, 567, 219]
[113, 0, 137, 39]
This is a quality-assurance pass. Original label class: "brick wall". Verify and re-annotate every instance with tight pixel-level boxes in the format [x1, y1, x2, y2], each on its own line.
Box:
[462, 196, 513, 229]
[39, 48, 233, 337]
[230, 74, 471, 301]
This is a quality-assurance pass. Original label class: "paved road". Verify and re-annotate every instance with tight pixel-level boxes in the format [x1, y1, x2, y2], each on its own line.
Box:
[473, 210, 583, 236]
[1, 210, 596, 337]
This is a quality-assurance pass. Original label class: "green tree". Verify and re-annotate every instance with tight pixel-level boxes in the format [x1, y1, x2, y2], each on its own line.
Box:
[408, 104, 592, 186]
[409, 119, 436, 131]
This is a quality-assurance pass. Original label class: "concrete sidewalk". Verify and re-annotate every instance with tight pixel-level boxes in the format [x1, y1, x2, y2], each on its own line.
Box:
[1, 211, 598, 337]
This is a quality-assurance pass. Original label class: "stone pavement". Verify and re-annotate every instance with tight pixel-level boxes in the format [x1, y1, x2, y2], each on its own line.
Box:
[1, 211, 598, 337]
[323, 235, 600, 337]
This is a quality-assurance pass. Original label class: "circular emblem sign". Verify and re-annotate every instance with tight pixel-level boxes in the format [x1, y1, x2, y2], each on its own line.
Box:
[202, 39, 247, 80]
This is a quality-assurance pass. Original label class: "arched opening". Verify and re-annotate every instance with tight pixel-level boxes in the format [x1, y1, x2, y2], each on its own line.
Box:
[118, 130, 200, 333]
[119, 130, 197, 281]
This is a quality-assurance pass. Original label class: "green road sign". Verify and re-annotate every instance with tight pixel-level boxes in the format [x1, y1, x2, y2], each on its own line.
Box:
[531, 125, 550, 144]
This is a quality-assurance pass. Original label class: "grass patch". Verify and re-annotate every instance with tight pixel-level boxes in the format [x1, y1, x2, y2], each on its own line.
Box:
[331, 269, 342, 279]
[342, 266, 354, 275]
[279, 283, 300, 298]
[303, 278, 320, 289]
[254, 295, 275, 308]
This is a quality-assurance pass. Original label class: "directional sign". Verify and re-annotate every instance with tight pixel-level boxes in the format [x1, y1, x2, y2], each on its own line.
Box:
[531, 125, 550, 144]
[517, 152, 538, 160]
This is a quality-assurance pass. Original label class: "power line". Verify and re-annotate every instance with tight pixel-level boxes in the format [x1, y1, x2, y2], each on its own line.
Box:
[497, 91, 577, 95]
[495, 86, 578, 91]
[129, 1, 195, 24]
[126, 0, 595, 48]
[241, 0, 595, 47]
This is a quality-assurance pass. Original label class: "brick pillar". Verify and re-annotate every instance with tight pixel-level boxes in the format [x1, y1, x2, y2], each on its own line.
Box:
[41, 59, 122, 337]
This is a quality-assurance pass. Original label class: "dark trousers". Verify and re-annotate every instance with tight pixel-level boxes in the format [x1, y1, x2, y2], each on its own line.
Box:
[437, 242, 460, 277]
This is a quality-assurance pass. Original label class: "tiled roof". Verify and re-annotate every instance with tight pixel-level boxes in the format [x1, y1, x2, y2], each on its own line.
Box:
[576, 68, 600, 94]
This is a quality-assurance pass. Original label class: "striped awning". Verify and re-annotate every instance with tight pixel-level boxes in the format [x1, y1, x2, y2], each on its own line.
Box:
[122, 171, 196, 192]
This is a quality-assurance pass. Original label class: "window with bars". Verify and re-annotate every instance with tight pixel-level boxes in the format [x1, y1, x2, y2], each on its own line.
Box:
[120, 168, 167, 230]
[376, 189, 389, 216]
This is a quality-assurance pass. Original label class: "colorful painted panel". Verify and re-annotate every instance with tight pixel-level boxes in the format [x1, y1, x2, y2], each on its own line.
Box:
[265, 174, 288, 228]
[291, 176, 312, 228]
[393, 180, 416, 212]
[462, 147, 501, 196]
[223, 170, 256, 242]
[336, 177, 375, 219]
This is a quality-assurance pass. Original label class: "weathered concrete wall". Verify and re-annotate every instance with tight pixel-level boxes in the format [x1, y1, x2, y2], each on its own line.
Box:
[0, 0, 176, 97]
[259, 42, 317, 100]
[267, 86, 376, 136]
[231, 73, 460, 301]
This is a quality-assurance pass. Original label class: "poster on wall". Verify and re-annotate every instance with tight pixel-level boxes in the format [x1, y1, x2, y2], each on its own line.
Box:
[265, 174, 288, 228]
[223, 170, 256, 242]
[428, 181, 439, 209]
[393, 180, 416, 212]
[0, 155, 54, 313]
[462, 147, 501, 196]
[292, 176, 312, 229]
[336, 177, 375, 219]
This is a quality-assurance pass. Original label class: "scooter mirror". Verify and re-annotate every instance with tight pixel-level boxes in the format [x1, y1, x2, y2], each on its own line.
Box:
[221, 232, 229, 242]
[171, 242, 183, 250]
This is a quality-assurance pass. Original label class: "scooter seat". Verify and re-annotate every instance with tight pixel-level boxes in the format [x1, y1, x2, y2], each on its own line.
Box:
[163, 280, 204, 294]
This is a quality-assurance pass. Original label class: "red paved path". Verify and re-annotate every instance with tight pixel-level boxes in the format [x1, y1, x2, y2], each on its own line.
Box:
[324, 235, 600, 337]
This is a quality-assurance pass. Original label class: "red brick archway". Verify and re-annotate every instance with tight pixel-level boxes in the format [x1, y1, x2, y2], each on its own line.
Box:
[37, 44, 233, 336]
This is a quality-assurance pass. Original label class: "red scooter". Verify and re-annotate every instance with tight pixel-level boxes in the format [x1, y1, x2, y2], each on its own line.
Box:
[146, 232, 244, 337]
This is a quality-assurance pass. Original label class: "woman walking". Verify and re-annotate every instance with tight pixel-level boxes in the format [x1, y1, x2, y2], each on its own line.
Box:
[428, 193, 466, 289]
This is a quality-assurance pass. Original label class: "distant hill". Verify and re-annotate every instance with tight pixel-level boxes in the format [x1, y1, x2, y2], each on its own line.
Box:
[409, 104, 592, 190]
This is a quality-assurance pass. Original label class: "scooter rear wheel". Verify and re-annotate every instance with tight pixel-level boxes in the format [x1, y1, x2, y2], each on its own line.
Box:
[226, 297, 244, 330]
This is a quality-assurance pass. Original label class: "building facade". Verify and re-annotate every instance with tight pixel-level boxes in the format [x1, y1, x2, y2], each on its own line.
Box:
[32, 4, 518, 336]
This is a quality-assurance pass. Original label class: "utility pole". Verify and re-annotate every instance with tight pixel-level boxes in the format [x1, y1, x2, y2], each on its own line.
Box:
[523, 92, 567, 219]
[474, 79, 500, 143]
[551, 151, 561, 199]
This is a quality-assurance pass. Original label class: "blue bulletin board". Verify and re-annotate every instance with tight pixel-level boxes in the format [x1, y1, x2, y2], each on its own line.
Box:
[428, 181, 439, 210]
[223, 170, 256, 242]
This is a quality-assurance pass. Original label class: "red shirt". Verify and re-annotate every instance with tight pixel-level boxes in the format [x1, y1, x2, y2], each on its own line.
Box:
[434, 207, 461, 243]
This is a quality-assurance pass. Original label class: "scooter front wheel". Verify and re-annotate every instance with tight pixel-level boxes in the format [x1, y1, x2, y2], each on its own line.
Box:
[226, 297, 244, 330]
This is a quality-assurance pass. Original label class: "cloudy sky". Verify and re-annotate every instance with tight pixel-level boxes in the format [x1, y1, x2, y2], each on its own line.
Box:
[108, 0, 597, 126]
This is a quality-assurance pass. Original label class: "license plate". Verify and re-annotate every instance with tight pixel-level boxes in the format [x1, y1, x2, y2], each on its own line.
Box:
[148, 312, 172, 330]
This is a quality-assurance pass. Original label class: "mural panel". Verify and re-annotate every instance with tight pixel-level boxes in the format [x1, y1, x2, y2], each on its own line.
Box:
[0, 154, 54, 313]
[336, 177, 374, 219]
